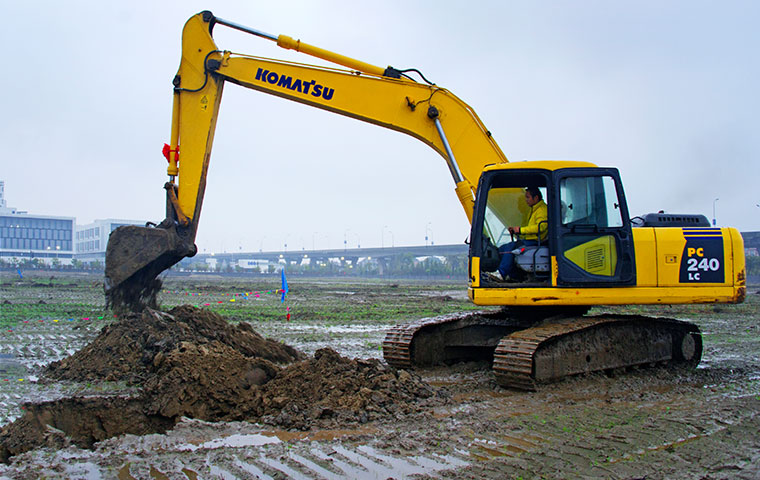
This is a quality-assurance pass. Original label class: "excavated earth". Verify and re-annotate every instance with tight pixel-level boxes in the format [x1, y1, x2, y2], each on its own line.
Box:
[0, 306, 443, 463]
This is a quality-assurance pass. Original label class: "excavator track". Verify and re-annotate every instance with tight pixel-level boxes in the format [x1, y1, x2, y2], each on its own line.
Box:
[383, 311, 702, 391]
[383, 311, 536, 369]
[493, 314, 702, 390]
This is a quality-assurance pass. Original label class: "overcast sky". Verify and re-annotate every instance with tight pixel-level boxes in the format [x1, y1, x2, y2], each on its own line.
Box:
[2, 1, 758, 253]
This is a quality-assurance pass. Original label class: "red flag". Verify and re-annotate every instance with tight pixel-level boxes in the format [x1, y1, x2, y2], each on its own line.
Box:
[163, 143, 179, 162]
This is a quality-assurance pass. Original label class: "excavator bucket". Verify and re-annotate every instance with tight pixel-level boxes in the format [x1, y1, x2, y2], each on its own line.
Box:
[104, 223, 195, 314]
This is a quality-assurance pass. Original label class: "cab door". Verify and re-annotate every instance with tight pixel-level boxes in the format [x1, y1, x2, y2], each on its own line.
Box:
[553, 168, 636, 286]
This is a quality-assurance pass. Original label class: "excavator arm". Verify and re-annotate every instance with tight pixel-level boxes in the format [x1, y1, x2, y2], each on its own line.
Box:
[105, 11, 508, 311]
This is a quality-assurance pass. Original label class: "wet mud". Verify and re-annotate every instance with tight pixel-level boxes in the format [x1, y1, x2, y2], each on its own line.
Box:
[0, 275, 758, 478]
[0, 306, 442, 463]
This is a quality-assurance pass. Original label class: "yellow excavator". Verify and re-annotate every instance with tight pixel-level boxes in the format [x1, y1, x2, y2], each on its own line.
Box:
[105, 11, 746, 389]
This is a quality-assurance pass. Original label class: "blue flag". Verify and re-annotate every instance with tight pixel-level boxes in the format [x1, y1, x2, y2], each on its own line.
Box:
[280, 269, 288, 302]
[16, 269, 23, 279]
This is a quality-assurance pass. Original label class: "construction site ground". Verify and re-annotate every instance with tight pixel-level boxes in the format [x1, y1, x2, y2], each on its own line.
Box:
[0, 271, 758, 479]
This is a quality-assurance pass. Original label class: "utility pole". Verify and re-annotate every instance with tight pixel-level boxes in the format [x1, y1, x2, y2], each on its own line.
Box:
[712, 198, 719, 226]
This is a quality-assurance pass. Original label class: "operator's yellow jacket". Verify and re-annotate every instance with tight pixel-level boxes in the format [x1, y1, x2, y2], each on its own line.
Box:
[521, 200, 548, 241]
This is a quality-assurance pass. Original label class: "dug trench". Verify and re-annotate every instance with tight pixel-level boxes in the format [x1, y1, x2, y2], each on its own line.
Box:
[0, 305, 446, 463]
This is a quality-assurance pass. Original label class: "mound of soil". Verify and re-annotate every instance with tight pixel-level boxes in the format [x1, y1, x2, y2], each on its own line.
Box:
[0, 306, 445, 463]
[141, 339, 280, 421]
[256, 348, 443, 430]
[45, 305, 303, 384]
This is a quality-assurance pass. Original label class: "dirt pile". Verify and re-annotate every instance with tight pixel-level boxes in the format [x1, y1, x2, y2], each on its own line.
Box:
[0, 306, 444, 463]
[256, 348, 443, 429]
[45, 305, 303, 384]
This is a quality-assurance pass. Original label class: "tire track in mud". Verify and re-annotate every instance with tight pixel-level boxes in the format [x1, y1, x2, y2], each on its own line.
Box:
[23, 394, 753, 480]
[0, 321, 108, 426]
[10, 435, 470, 479]
[0, 319, 109, 425]
[450, 385, 760, 479]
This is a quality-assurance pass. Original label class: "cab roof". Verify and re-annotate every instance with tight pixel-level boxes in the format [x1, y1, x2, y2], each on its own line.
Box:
[482, 160, 598, 172]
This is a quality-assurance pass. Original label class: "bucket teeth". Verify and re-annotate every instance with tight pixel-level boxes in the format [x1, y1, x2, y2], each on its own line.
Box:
[105, 224, 195, 314]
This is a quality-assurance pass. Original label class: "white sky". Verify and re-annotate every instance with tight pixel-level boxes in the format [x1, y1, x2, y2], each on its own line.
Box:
[2, 1, 758, 253]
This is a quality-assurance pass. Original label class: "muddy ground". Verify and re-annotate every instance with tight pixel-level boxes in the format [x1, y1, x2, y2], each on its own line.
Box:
[0, 271, 758, 479]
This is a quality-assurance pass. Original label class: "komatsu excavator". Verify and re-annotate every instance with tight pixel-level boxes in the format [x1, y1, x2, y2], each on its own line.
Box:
[105, 11, 746, 389]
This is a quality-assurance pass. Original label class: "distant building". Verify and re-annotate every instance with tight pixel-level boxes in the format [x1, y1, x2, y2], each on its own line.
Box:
[0, 213, 75, 264]
[0, 181, 24, 215]
[0, 180, 150, 266]
[741, 232, 760, 257]
[238, 259, 271, 270]
[0, 181, 75, 264]
[75, 219, 146, 263]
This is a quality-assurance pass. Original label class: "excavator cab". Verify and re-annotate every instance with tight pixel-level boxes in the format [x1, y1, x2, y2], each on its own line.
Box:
[470, 162, 637, 293]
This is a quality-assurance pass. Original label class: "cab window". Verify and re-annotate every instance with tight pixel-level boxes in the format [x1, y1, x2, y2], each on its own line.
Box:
[559, 176, 622, 228]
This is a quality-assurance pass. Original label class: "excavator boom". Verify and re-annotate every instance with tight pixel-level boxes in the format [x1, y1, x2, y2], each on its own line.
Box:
[105, 11, 507, 310]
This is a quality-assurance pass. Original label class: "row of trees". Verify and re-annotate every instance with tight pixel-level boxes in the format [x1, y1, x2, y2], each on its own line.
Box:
[184, 253, 470, 278]
[0, 258, 103, 271]
[6, 255, 759, 278]
[747, 255, 760, 276]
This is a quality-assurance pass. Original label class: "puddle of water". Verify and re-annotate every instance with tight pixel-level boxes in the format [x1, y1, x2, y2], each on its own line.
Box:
[466, 432, 542, 459]
[176, 433, 281, 452]
[267, 427, 377, 443]
[287, 451, 344, 480]
[417, 290, 468, 300]
[233, 458, 272, 479]
[257, 453, 312, 480]
[472, 444, 513, 457]
[0, 354, 26, 376]
[499, 433, 540, 450]
[360, 444, 468, 471]
[607, 430, 718, 464]
[282, 325, 384, 334]
[62, 461, 102, 479]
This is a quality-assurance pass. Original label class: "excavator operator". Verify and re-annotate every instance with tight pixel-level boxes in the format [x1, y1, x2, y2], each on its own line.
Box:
[486, 186, 548, 282]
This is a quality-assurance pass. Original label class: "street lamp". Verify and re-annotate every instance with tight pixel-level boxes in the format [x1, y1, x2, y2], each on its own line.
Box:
[425, 222, 433, 247]
[712, 198, 719, 226]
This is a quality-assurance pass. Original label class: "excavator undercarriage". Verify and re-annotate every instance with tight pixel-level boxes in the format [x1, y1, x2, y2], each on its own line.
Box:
[383, 308, 702, 390]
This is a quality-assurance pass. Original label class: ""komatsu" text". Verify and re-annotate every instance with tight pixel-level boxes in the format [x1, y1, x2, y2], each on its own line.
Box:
[255, 68, 335, 100]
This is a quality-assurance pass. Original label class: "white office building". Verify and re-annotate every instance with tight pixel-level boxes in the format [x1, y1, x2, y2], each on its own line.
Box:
[0, 181, 75, 264]
[75, 219, 146, 263]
